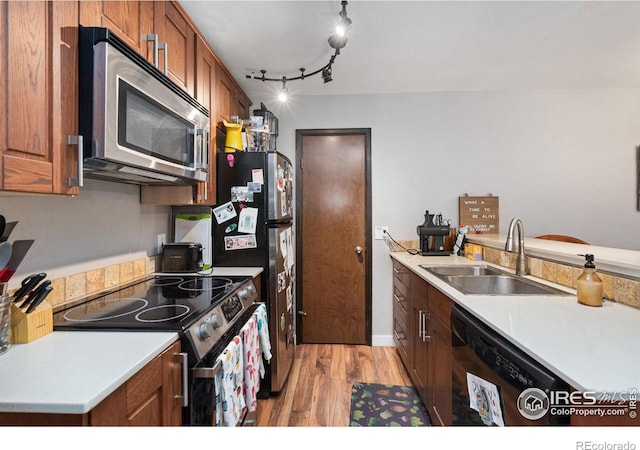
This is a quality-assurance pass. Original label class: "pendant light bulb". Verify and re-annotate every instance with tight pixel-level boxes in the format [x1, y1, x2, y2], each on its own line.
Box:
[279, 77, 288, 102]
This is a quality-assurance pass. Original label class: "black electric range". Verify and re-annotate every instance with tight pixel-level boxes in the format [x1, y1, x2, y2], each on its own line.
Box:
[53, 274, 259, 363]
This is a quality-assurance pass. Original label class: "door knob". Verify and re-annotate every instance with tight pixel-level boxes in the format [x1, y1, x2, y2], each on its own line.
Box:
[298, 310, 307, 316]
[355, 246, 363, 255]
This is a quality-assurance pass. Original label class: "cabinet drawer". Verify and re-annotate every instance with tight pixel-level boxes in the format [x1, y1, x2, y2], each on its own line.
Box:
[393, 293, 408, 329]
[392, 260, 410, 289]
[393, 317, 409, 366]
[428, 285, 453, 330]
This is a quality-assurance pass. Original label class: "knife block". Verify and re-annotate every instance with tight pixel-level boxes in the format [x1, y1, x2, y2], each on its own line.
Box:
[10, 301, 53, 344]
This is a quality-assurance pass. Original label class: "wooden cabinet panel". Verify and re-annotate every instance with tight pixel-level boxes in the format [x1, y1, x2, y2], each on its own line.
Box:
[154, 1, 195, 96]
[91, 341, 182, 426]
[194, 35, 216, 205]
[215, 62, 235, 126]
[0, 0, 78, 195]
[410, 274, 430, 404]
[79, 1, 154, 64]
[162, 341, 183, 426]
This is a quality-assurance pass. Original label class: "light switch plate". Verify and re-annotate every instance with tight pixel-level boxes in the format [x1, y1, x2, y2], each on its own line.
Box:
[375, 226, 389, 240]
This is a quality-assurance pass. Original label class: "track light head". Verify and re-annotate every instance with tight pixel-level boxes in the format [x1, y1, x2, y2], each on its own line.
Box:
[322, 66, 333, 83]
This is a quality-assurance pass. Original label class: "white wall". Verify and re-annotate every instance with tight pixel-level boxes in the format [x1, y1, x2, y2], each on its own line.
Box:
[257, 88, 640, 343]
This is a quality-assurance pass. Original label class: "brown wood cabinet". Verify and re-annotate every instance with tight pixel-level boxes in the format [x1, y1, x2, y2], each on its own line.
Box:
[153, 1, 195, 97]
[79, 0, 154, 62]
[1, 0, 250, 201]
[391, 259, 453, 426]
[0, 1, 79, 195]
[193, 35, 217, 205]
[91, 340, 183, 426]
[0, 341, 184, 426]
[427, 283, 453, 426]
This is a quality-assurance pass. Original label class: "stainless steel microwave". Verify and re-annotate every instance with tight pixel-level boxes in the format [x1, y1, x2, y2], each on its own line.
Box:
[78, 26, 209, 185]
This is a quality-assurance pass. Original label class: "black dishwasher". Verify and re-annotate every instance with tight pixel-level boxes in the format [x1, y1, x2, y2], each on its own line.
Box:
[451, 305, 570, 426]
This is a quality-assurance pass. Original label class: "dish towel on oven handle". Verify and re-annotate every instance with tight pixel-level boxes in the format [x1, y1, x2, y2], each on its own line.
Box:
[240, 314, 260, 412]
[214, 335, 246, 426]
[253, 303, 272, 377]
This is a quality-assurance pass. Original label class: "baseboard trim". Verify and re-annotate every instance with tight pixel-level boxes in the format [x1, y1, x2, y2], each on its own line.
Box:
[372, 334, 394, 346]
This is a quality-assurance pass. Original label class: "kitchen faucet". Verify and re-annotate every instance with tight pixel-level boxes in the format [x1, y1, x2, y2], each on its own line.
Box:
[505, 217, 529, 276]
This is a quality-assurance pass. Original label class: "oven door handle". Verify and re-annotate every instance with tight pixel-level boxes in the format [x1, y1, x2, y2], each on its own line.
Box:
[193, 360, 222, 379]
[176, 352, 189, 407]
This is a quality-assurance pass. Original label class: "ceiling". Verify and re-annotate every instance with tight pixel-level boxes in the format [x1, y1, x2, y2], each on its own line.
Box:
[177, 1, 640, 101]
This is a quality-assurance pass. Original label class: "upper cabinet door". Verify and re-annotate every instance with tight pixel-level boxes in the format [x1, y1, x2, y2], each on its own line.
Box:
[0, 0, 79, 195]
[79, 1, 154, 63]
[215, 62, 235, 126]
[154, 1, 195, 97]
[194, 36, 216, 205]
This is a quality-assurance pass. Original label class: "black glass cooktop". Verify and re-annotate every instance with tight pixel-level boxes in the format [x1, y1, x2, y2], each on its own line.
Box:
[53, 275, 249, 332]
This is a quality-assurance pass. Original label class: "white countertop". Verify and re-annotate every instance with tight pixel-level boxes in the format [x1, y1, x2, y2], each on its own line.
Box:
[391, 252, 640, 394]
[0, 332, 178, 414]
[0, 266, 264, 415]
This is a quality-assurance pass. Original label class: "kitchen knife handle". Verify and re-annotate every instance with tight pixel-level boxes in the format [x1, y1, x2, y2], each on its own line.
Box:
[25, 286, 52, 314]
[21, 279, 51, 310]
[13, 272, 46, 303]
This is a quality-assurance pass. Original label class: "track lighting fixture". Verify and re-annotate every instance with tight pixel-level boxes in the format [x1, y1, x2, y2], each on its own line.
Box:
[246, 1, 352, 99]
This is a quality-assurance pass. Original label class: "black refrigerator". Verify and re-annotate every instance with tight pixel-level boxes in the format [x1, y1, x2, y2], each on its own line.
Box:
[213, 150, 295, 395]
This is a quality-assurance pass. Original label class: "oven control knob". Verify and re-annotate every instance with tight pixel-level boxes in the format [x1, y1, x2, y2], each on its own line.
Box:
[208, 313, 221, 329]
[196, 322, 212, 341]
[238, 289, 248, 301]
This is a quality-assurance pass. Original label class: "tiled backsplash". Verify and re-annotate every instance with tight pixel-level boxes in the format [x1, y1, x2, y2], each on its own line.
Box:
[482, 247, 640, 309]
[14, 256, 158, 311]
[389, 239, 640, 309]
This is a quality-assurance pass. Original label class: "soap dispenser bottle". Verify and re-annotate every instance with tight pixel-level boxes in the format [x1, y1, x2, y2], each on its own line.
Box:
[577, 254, 603, 307]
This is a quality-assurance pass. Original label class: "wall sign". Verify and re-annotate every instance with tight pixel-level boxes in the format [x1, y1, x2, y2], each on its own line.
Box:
[459, 194, 499, 234]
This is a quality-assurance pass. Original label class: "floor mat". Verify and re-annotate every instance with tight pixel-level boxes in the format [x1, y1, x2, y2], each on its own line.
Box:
[349, 382, 431, 427]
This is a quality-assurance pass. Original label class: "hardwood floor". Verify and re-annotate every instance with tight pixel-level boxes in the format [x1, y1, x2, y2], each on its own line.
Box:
[256, 344, 413, 427]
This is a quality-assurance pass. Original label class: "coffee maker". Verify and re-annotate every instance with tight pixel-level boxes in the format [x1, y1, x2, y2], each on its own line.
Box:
[417, 210, 450, 256]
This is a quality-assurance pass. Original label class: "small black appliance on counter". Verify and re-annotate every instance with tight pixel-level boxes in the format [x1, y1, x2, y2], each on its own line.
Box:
[417, 210, 451, 256]
[161, 242, 203, 272]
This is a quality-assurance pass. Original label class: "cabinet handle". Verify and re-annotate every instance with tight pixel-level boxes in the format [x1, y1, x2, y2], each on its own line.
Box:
[146, 33, 158, 67]
[67, 135, 83, 188]
[158, 42, 168, 76]
[393, 293, 405, 304]
[393, 268, 404, 275]
[394, 330, 406, 341]
[419, 310, 431, 343]
[175, 352, 189, 407]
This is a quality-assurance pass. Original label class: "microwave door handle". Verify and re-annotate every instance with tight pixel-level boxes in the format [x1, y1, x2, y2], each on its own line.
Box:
[67, 135, 83, 188]
[195, 128, 208, 170]
[202, 129, 209, 170]
[158, 42, 168, 75]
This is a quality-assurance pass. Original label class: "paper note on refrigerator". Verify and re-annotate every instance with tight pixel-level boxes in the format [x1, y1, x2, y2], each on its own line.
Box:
[466, 372, 505, 426]
[213, 202, 237, 224]
[252, 169, 264, 184]
[238, 207, 258, 234]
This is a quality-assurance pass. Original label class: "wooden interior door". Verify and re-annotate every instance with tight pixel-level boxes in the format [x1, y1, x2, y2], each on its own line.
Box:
[296, 129, 371, 344]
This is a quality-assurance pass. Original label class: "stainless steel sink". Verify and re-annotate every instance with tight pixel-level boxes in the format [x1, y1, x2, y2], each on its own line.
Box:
[442, 275, 569, 296]
[419, 264, 504, 277]
[420, 264, 570, 296]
